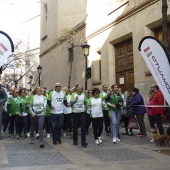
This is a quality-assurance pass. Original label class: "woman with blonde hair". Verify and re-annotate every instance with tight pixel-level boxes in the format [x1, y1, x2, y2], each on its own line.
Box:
[29, 86, 47, 148]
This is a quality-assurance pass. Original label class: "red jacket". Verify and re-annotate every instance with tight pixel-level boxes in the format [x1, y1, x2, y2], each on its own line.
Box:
[152, 90, 165, 115]
[146, 98, 154, 116]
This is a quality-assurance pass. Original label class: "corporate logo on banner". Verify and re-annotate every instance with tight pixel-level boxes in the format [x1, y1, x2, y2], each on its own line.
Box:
[0, 31, 14, 67]
[138, 36, 170, 106]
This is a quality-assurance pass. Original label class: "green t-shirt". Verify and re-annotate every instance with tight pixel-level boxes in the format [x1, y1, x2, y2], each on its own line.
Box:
[108, 92, 123, 111]
[7, 96, 22, 115]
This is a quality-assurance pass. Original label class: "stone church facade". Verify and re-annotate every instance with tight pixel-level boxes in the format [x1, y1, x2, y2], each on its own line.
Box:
[40, 0, 170, 103]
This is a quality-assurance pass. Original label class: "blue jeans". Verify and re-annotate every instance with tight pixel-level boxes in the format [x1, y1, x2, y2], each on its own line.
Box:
[110, 110, 121, 138]
[51, 114, 64, 142]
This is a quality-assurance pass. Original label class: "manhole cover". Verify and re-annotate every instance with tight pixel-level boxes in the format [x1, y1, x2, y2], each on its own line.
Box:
[153, 149, 170, 156]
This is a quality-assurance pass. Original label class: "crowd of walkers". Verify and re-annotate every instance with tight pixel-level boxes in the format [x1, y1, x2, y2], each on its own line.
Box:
[1, 82, 167, 148]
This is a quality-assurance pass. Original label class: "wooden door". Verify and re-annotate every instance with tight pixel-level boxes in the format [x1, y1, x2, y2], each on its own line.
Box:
[115, 39, 134, 94]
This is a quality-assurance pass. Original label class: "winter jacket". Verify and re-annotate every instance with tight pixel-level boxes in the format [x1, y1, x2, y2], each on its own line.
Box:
[152, 90, 164, 115]
[146, 98, 154, 116]
[131, 92, 146, 114]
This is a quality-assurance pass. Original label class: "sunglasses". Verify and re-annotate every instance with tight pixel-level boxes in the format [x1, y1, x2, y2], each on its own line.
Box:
[95, 92, 100, 94]
[15, 92, 19, 93]
[55, 86, 61, 88]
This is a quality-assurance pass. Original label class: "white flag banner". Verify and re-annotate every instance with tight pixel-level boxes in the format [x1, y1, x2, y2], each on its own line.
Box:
[139, 36, 170, 106]
[0, 31, 14, 67]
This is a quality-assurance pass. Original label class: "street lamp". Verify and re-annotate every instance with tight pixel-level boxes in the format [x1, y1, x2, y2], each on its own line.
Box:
[82, 42, 90, 90]
[29, 75, 33, 92]
[37, 65, 42, 86]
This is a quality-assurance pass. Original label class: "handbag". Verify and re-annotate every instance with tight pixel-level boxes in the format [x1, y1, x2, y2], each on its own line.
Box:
[128, 117, 139, 129]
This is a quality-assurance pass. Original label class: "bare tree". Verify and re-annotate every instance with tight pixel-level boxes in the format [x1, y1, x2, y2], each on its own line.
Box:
[1, 40, 38, 87]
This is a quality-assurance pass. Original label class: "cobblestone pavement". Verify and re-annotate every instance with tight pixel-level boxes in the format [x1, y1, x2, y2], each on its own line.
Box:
[0, 127, 170, 170]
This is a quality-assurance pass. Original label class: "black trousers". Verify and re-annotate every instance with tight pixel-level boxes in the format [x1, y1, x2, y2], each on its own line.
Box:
[2, 111, 9, 132]
[63, 114, 72, 133]
[148, 115, 156, 129]
[92, 117, 103, 140]
[10, 115, 20, 134]
[45, 116, 52, 134]
[72, 112, 86, 144]
[153, 114, 164, 134]
[86, 113, 91, 132]
[103, 110, 110, 133]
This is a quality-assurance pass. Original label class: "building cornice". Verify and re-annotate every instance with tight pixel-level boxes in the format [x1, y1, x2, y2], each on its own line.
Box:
[87, 0, 159, 40]
[39, 20, 86, 58]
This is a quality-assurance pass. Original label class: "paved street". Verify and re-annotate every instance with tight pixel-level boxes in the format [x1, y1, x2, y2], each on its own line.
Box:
[0, 127, 170, 170]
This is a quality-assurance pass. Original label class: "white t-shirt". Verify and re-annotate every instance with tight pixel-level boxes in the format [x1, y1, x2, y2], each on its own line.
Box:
[88, 97, 103, 118]
[71, 92, 85, 113]
[49, 91, 66, 114]
[64, 94, 72, 114]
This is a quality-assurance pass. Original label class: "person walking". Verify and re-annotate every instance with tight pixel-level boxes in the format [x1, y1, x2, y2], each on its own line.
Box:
[29, 87, 47, 148]
[88, 87, 110, 145]
[62, 87, 72, 137]
[86, 90, 92, 135]
[100, 85, 111, 136]
[71, 84, 88, 147]
[131, 88, 147, 138]
[19, 89, 29, 138]
[106, 84, 123, 144]
[47, 83, 67, 145]
[7, 89, 22, 139]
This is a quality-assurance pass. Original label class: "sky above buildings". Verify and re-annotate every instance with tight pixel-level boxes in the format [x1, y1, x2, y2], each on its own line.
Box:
[0, 0, 40, 47]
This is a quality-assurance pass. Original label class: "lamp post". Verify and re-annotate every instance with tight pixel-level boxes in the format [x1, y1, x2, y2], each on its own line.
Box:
[37, 65, 42, 86]
[29, 75, 33, 92]
[82, 42, 90, 90]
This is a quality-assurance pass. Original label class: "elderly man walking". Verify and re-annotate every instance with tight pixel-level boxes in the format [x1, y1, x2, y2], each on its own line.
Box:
[47, 83, 67, 145]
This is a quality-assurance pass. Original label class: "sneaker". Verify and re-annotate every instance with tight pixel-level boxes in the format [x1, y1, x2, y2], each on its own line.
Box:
[117, 138, 121, 142]
[135, 132, 143, 137]
[11, 134, 15, 138]
[73, 141, 78, 145]
[113, 138, 117, 144]
[122, 132, 128, 135]
[150, 138, 155, 143]
[53, 141, 58, 145]
[57, 139, 61, 144]
[47, 134, 50, 138]
[82, 142, 88, 147]
[40, 143, 45, 148]
[16, 135, 19, 139]
[30, 138, 34, 144]
[24, 134, 27, 138]
[98, 137, 102, 143]
[141, 134, 147, 138]
[27, 132, 30, 137]
[63, 133, 66, 137]
[128, 132, 133, 136]
[35, 133, 39, 138]
[95, 140, 99, 145]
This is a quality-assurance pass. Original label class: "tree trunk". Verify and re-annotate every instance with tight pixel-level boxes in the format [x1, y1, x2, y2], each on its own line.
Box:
[68, 48, 73, 89]
[162, 0, 170, 62]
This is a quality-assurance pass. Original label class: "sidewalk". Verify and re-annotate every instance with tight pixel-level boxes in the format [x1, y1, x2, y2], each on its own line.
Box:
[0, 127, 170, 170]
